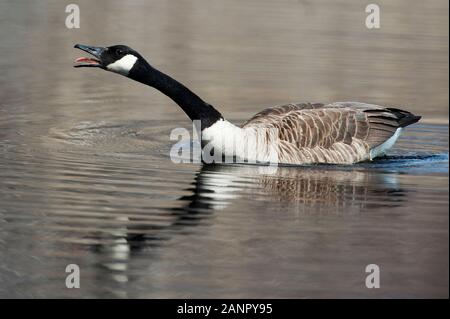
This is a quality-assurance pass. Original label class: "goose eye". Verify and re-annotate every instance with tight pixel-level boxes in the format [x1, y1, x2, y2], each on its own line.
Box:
[116, 49, 123, 55]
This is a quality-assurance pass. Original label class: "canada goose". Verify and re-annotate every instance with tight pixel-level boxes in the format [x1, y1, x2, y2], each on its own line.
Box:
[74, 44, 421, 165]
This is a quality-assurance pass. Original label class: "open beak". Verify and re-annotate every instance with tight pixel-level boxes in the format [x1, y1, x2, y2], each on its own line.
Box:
[74, 44, 104, 68]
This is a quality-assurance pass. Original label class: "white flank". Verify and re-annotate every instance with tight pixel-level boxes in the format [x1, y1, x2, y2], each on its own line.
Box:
[201, 119, 279, 164]
[369, 128, 403, 160]
[106, 54, 138, 75]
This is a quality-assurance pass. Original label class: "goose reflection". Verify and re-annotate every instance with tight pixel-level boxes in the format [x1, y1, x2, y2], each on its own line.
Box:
[93, 163, 407, 295]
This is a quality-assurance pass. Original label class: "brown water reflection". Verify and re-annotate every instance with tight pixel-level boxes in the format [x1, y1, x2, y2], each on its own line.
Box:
[0, 0, 448, 298]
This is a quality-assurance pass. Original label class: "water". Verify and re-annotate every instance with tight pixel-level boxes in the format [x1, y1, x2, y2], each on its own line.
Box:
[0, 0, 448, 298]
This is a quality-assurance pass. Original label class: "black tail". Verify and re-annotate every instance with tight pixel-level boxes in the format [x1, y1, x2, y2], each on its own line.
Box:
[387, 108, 421, 127]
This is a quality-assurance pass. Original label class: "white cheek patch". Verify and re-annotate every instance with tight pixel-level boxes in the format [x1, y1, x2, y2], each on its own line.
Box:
[106, 54, 138, 75]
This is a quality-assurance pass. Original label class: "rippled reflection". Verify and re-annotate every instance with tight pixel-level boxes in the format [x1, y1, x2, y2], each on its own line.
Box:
[94, 163, 407, 249]
[84, 162, 411, 296]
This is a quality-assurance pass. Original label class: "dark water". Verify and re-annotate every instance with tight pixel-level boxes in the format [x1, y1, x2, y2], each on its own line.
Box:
[0, 0, 448, 298]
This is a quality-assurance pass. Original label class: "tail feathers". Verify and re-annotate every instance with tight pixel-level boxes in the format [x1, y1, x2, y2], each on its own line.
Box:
[386, 108, 421, 127]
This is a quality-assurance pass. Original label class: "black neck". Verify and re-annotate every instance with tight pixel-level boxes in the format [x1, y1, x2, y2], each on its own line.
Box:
[128, 61, 222, 129]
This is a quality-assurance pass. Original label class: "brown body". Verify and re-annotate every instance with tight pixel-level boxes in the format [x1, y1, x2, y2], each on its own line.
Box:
[241, 102, 421, 164]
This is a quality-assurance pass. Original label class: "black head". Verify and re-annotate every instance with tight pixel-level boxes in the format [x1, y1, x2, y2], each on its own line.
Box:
[74, 44, 146, 76]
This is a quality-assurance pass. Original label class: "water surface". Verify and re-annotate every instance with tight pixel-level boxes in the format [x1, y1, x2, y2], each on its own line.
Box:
[0, 0, 448, 298]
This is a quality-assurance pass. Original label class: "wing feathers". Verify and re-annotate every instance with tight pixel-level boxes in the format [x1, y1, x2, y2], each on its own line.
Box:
[242, 102, 420, 163]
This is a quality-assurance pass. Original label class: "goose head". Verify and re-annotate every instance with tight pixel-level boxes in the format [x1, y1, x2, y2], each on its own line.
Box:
[74, 44, 147, 77]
